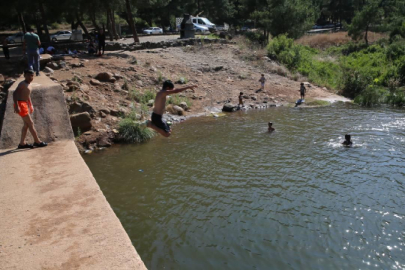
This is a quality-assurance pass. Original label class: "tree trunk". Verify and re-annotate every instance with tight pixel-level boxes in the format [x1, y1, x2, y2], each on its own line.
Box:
[111, 9, 119, 39]
[39, 1, 50, 42]
[35, 13, 43, 37]
[365, 24, 369, 45]
[17, 11, 27, 33]
[106, 9, 114, 41]
[125, 0, 139, 43]
[90, 11, 100, 32]
[76, 13, 89, 38]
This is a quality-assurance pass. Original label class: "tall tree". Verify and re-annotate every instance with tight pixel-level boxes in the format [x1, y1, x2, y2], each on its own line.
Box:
[125, 0, 140, 43]
[348, 0, 383, 44]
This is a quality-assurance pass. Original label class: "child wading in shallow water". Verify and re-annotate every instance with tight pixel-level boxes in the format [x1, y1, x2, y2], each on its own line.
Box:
[268, 122, 275, 132]
[147, 80, 197, 137]
[238, 92, 244, 107]
[13, 69, 48, 149]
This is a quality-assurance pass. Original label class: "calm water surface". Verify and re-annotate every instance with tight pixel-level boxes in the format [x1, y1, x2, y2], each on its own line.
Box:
[84, 103, 405, 269]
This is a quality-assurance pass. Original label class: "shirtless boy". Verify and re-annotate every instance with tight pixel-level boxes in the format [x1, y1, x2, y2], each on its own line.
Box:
[147, 80, 197, 137]
[13, 69, 47, 148]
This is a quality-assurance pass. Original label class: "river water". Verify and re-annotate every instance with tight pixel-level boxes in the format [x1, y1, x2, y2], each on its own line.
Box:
[84, 102, 405, 269]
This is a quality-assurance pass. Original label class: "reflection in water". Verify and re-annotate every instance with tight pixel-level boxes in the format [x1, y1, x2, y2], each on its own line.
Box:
[84, 103, 405, 270]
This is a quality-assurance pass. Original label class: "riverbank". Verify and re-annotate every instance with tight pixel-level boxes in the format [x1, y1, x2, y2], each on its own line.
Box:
[44, 40, 346, 152]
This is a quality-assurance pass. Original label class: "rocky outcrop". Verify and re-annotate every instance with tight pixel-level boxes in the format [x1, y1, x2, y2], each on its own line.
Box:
[222, 103, 238, 112]
[70, 112, 92, 134]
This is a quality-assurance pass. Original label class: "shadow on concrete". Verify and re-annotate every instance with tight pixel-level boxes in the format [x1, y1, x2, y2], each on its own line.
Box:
[0, 148, 29, 157]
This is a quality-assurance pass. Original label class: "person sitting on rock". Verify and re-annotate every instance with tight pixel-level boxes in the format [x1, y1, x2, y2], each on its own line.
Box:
[88, 40, 96, 55]
[342, 134, 353, 146]
[147, 80, 197, 137]
[13, 69, 48, 149]
[238, 92, 244, 107]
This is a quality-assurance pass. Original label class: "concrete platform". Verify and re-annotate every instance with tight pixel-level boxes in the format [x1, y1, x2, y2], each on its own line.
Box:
[0, 73, 74, 149]
[0, 75, 146, 269]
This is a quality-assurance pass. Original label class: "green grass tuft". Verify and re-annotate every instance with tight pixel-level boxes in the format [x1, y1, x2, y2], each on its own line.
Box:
[118, 118, 156, 143]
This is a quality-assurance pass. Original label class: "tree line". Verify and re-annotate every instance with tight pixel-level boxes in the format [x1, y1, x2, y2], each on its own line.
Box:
[1, 0, 405, 44]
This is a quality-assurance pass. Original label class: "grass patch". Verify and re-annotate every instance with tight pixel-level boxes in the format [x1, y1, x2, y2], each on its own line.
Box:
[305, 99, 330, 106]
[166, 94, 193, 108]
[118, 118, 155, 143]
[266, 34, 405, 106]
[130, 88, 156, 104]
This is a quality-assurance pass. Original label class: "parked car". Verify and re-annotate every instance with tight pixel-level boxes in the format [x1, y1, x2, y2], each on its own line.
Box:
[143, 27, 163, 34]
[51, 31, 72, 42]
[194, 23, 209, 33]
[191, 17, 216, 30]
[6, 32, 24, 44]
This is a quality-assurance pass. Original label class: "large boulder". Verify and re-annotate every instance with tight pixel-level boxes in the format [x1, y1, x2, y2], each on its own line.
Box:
[43, 67, 54, 74]
[179, 101, 188, 111]
[90, 79, 102, 86]
[222, 103, 237, 112]
[70, 112, 92, 134]
[95, 72, 114, 82]
[69, 102, 95, 116]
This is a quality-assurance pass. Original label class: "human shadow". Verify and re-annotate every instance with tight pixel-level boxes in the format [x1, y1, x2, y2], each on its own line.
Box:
[0, 148, 31, 157]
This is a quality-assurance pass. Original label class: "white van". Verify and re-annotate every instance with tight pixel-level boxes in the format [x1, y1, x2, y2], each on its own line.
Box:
[191, 17, 216, 30]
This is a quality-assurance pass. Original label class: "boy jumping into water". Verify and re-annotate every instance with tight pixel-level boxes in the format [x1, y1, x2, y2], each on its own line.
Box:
[147, 80, 197, 137]
[13, 69, 47, 148]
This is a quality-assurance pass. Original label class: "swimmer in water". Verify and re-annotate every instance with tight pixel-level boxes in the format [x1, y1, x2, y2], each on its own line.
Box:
[268, 122, 275, 132]
[342, 134, 352, 146]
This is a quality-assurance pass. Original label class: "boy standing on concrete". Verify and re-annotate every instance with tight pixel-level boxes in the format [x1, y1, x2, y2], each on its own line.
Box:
[23, 27, 41, 76]
[13, 69, 47, 148]
[147, 80, 197, 137]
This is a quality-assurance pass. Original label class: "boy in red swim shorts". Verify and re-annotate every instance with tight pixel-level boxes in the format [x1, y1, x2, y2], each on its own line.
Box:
[13, 69, 47, 149]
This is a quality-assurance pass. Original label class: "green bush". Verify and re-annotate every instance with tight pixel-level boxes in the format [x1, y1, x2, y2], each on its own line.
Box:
[166, 94, 193, 108]
[386, 89, 405, 106]
[118, 118, 155, 143]
[130, 88, 156, 104]
[353, 86, 387, 106]
[244, 31, 266, 44]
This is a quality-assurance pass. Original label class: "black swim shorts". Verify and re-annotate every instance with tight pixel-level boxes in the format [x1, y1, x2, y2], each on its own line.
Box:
[151, 112, 171, 133]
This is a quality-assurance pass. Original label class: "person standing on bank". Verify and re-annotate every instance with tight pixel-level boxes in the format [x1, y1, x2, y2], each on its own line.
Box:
[98, 29, 106, 56]
[23, 27, 41, 76]
[3, 38, 10, 59]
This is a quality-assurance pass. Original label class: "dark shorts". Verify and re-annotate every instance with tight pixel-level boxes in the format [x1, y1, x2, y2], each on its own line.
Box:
[151, 113, 170, 133]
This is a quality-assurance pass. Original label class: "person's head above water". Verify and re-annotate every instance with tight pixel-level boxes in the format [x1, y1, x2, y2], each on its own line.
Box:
[268, 122, 273, 127]
[24, 69, 34, 83]
[162, 80, 174, 90]
[345, 134, 351, 141]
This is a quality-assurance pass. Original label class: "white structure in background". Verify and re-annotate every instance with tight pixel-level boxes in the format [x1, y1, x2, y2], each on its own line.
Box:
[176, 17, 221, 31]
[216, 23, 229, 31]
[71, 30, 83, 41]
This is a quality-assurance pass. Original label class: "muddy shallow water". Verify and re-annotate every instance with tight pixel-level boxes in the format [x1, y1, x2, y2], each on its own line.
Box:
[84, 103, 405, 269]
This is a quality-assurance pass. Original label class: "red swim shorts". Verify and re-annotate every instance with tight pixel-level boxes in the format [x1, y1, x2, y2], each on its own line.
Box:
[15, 101, 30, 117]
